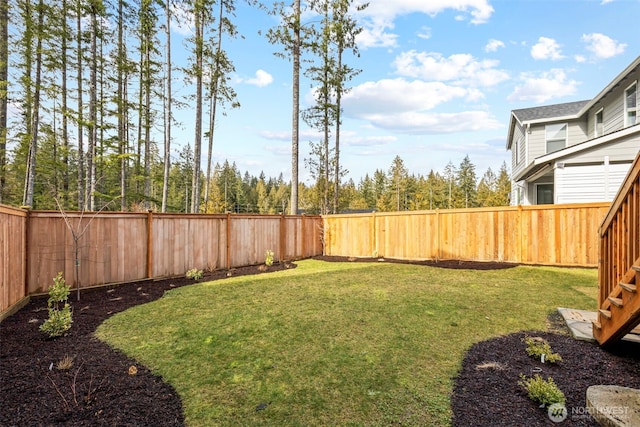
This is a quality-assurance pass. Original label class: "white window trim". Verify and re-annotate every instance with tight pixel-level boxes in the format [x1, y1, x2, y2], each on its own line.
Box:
[624, 80, 637, 127]
[594, 108, 604, 137]
[545, 123, 568, 154]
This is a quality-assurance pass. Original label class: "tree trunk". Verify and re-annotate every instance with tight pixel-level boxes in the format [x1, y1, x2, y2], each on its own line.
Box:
[204, 0, 224, 211]
[190, 6, 203, 213]
[117, 0, 127, 211]
[23, 0, 45, 208]
[289, 0, 300, 215]
[61, 0, 70, 208]
[86, 1, 98, 211]
[0, 0, 7, 203]
[76, 0, 85, 210]
[161, 0, 171, 212]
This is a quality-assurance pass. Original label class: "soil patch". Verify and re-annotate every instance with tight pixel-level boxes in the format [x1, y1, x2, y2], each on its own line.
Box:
[2, 257, 638, 426]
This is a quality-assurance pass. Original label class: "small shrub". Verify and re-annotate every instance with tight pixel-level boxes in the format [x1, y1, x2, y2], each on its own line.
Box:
[523, 336, 562, 363]
[40, 272, 73, 338]
[519, 374, 566, 407]
[265, 249, 274, 267]
[186, 268, 204, 280]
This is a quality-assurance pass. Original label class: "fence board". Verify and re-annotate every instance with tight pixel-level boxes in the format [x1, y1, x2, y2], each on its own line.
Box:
[324, 203, 610, 266]
[0, 206, 28, 317]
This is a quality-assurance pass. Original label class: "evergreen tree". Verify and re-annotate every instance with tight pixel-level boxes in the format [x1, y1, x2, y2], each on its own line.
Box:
[456, 155, 477, 208]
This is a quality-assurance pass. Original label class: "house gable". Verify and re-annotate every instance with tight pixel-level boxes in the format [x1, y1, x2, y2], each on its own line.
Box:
[506, 56, 640, 205]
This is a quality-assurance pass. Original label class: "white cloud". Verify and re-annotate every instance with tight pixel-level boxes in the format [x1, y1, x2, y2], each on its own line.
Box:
[341, 132, 397, 147]
[485, 39, 505, 52]
[356, 19, 398, 48]
[361, 0, 494, 24]
[507, 69, 578, 103]
[530, 37, 564, 60]
[392, 51, 509, 87]
[340, 78, 500, 134]
[343, 78, 470, 117]
[170, 2, 194, 36]
[355, 0, 493, 48]
[581, 33, 626, 59]
[241, 70, 274, 87]
[358, 110, 502, 134]
[417, 26, 432, 40]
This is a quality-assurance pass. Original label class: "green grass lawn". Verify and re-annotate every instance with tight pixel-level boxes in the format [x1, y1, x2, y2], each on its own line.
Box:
[96, 260, 597, 426]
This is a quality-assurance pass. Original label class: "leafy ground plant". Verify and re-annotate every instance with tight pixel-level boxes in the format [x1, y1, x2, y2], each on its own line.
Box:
[185, 268, 204, 280]
[40, 272, 73, 338]
[265, 249, 274, 266]
[518, 374, 566, 407]
[97, 260, 597, 426]
[523, 335, 563, 363]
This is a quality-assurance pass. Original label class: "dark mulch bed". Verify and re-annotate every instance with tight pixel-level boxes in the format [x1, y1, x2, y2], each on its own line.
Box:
[452, 330, 640, 426]
[1, 256, 638, 426]
[0, 262, 295, 427]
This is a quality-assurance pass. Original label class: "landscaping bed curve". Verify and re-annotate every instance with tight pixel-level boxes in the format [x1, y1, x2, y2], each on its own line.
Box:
[1, 257, 638, 426]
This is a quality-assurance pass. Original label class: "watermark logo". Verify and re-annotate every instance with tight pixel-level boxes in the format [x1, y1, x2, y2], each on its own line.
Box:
[548, 403, 568, 423]
[547, 404, 629, 423]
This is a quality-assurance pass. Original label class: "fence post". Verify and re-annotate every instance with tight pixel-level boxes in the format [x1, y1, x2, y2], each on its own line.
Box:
[226, 213, 231, 270]
[146, 210, 153, 279]
[301, 215, 306, 259]
[436, 209, 440, 261]
[23, 208, 30, 298]
[517, 204, 523, 264]
[372, 211, 377, 257]
[280, 214, 285, 262]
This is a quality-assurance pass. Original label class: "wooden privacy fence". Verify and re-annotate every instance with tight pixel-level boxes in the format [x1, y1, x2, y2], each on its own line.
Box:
[1, 209, 323, 318]
[324, 202, 611, 266]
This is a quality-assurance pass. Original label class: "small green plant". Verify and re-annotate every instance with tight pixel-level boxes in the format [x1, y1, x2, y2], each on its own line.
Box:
[523, 336, 562, 363]
[39, 272, 73, 338]
[265, 249, 274, 267]
[519, 374, 565, 407]
[186, 268, 204, 280]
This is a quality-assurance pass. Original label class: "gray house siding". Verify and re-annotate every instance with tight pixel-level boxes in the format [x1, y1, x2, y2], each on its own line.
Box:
[507, 56, 640, 206]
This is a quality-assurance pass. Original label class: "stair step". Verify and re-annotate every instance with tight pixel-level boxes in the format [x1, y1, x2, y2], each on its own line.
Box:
[592, 321, 602, 330]
[633, 265, 640, 272]
[608, 297, 624, 308]
[599, 309, 612, 319]
[620, 282, 637, 293]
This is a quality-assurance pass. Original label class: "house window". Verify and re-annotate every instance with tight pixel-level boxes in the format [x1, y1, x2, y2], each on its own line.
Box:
[595, 108, 603, 137]
[546, 123, 567, 154]
[536, 184, 554, 205]
[625, 82, 637, 127]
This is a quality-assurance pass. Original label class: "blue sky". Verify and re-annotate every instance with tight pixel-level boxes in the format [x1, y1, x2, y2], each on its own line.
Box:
[169, 0, 639, 184]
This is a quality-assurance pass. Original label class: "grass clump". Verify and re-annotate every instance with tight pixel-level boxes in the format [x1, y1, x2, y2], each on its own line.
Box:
[519, 374, 566, 407]
[40, 272, 73, 338]
[97, 260, 596, 426]
[523, 335, 562, 363]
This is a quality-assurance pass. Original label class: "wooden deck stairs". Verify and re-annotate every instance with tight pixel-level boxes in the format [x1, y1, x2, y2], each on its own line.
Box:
[592, 150, 640, 346]
[593, 258, 640, 345]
